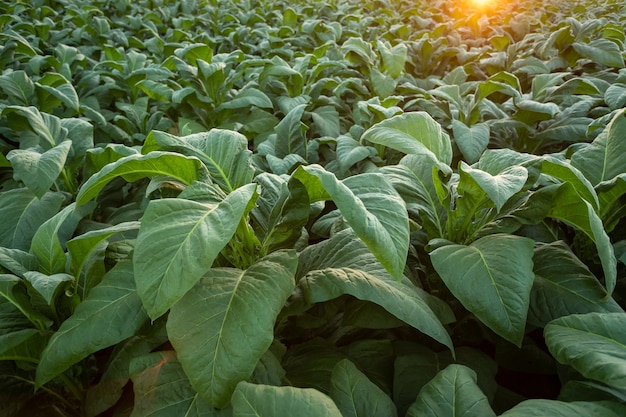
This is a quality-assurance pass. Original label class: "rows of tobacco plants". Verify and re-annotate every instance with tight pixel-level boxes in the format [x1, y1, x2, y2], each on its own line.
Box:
[1, 0, 626, 415]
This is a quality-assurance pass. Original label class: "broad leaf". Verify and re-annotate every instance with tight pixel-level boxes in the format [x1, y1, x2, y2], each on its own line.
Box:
[274, 103, 308, 159]
[30, 203, 76, 275]
[430, 234, 535, 346]
[596, 173, 626, 227]
[361, 112, 453, 164]
[335, 135, 377, 174]
[0, 274, 51, 330]
[529, 241, 622, 327]
[85, 324, 168, 417]
[311, 105, 340, 138]
[6, 140, 72, 198]
[67, 221, 140, 279]
[571, 108, 626, 185]
[36, 72, 80, 112]
[76, 152, 203, 205]
[544, 183, 617, 294]
[134, 183, 257, 320]
[406, 365, 496, 417]
[452, 121, 490, 164]
[232, 381, 343, 417]
[0, 248, 39, 278]
[293, 165, 409, 280]
[167, 251, 297, 408]
[377, 40, 407, 78]
[2, 105, 61, 148]
[0, 329, 39, 358]
[23, 271, 73, 306]
[217, 87, 273, 110]
[252, 174, 309, 254]
[0, 70, 34, 105]
[458, 162, 528, 212]
[545, 312, 626, 390]
[541, 157, 599, 212]
[143, 129, 254, 193]
[129, 351, 221, 417]
[36, 262, 149, 387]
[382, 154, 450, 239]
[573, 39, 625, 68]
[298, 230, 453, 352]
[501, 399, 626, 417]
[330, 359, 397, 417]
[604, 84, 626, 110]
[0, 189, 64, 251]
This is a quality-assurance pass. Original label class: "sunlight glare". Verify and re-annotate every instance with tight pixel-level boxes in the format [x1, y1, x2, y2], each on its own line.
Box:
[468, 0, 498, 10]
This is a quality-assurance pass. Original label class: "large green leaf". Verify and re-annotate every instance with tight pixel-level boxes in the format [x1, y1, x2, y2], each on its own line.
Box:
[596, 173, 626, 230]
[6, 140, 72, 198]
[360, 112, 453, 164]
[134, 183, 257, 320]
[0, 274, 51, 330]
[251, 174, 309, 254]
[166, 251, 296, 408]
[23, 271, 73, 306]
[0, 189, 64, 251]
[545, 312, 626, 390]
[36, 261, 149, 387]
[501, 399, 626, 417]
[541, 157, 599, 211]
[85, 323, 168, 417]
[377, 40, 407, 78]
[298, 230, 453, 352]
[382, 154, 450, 239]
[0, 248, 39, 278]
[76, 152, 203, 205]
[2, 105, 61, 148]
[0, 70, 34, 105]
[129, 351, 222, 417]
[0, 329, 39, 358]
[573, 39, 625, 68]
[458, 162, 528, 213]
[66, 221, 140, 280]
[604, 84, 626, 110]
[217, 87, 273, 110]
[30, 203, 76, 275]
[452, 121, 490, 164]
[544, 182, 617, 294]
[36, 72, 80, 112]
[274, 103, 308, 158]
[143, 130, 254, 193]
[330, 359, 397, 417]
[406, 365, 496, 417]
[335, 135, 377, 174]
[311, 105, 340, 138]
[430, 234, 535, 346]
[231, 381, 342, 417]
[293, 165, 409, 280]
[529, 241, 622, 327]
[571, 108, 626, 185]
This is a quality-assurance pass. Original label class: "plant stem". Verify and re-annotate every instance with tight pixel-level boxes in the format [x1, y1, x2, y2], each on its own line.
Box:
[59, 373, 84, 403]
[11, 375, 76, 409]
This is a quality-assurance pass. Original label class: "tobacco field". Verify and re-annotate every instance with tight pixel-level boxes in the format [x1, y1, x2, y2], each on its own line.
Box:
[1, 0, 626, 415]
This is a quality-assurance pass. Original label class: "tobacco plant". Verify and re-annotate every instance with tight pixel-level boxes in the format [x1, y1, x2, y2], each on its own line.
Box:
[1, 0, 626, 416]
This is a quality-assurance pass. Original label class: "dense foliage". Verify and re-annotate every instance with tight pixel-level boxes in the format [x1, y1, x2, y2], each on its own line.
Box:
[1, 0, 626, 415]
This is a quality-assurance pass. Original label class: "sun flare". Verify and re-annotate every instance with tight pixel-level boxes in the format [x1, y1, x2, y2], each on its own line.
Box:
[468, 0, 498, 10]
